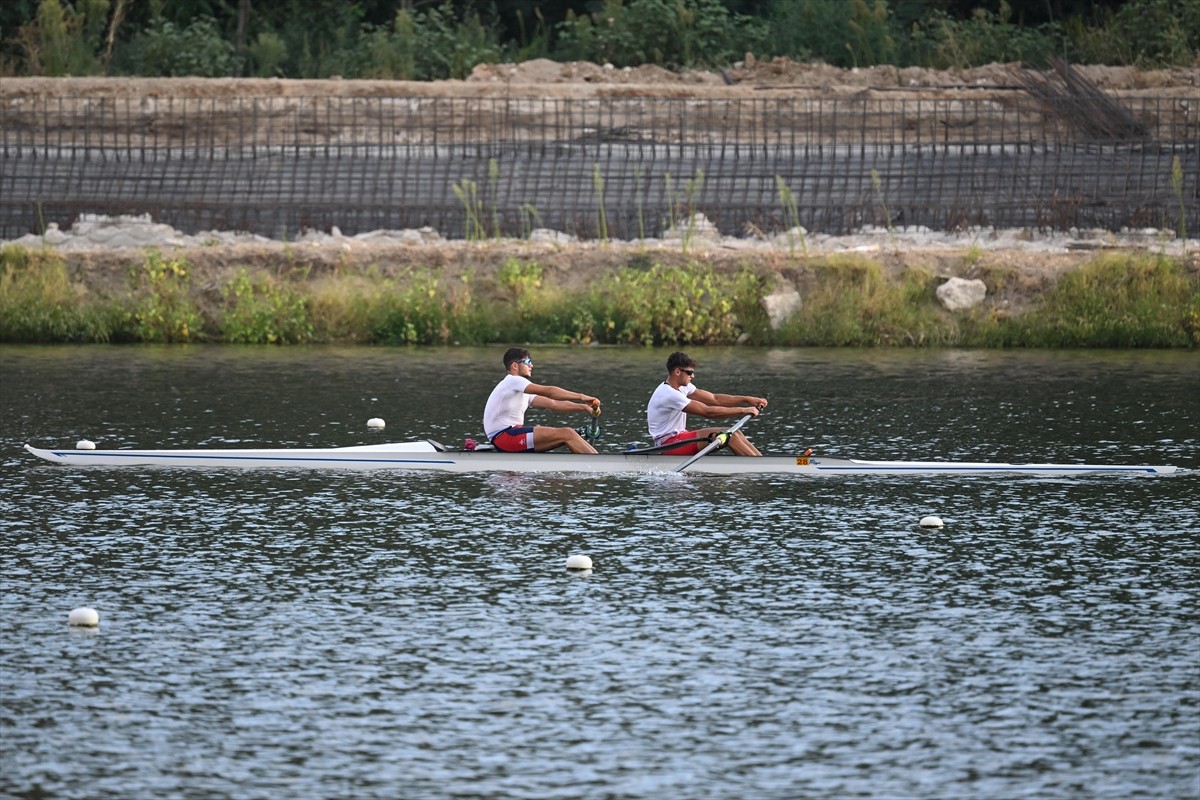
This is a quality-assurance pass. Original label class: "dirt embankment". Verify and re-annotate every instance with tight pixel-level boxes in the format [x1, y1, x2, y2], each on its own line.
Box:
[31, 221, 1197, 319]
[7, 57, 1198, 100]
[4, 58, 1198, 308]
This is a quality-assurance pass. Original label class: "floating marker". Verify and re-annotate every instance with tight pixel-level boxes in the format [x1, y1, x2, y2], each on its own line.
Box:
[565, 554, 593, 571]
[919, 515, 945, 528]
[366, 418, 386, 429]
[68, 607, 100, 627]
[76, 440, 96, 450]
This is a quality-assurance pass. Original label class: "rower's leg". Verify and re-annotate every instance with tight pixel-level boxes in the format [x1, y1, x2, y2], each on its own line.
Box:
[693, 427, 761, 456]
[727, 432, 762, 456]
[533, 425, 598, 454]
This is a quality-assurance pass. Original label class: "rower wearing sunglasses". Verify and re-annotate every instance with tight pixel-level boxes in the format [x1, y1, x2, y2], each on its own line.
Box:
[483, 347, 602, 454]
[646, 351, 767, 456]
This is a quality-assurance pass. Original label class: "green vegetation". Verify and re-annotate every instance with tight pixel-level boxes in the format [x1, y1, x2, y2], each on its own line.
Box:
[124, 252, 204, 342]
[372, 269, 490, 345]
[775, 177, 807, 258]
[3, 0, 1196, 79]
[2, 246, 1196, 348]
[777, 253, 1200, 348]
[0, 248, 118, 342]
[585, 261, 761, 346]
[987, 254, 1200, 348]
[221, 267, 314, 344]
[776, 259, 948, 346]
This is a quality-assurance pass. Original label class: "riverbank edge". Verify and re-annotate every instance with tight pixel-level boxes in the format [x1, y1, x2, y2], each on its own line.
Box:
[2, 241, 1198, 347]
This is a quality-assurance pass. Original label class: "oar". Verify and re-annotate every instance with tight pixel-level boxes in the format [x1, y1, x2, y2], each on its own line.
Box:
[674, 412, 755, 473]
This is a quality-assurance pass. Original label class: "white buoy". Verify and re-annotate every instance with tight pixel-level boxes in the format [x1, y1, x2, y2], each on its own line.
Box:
[68, 607, 100, 627]
[919, 515, 945, 528]
[565, 554, 593, 571]
[366, 417, 386, 429]
[76, 439, 96, 450]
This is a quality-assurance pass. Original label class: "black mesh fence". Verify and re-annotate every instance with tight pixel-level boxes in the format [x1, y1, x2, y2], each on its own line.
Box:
[2, 93, 1196, 241]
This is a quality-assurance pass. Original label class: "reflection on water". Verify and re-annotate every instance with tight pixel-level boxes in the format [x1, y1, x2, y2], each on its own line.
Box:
[1, 346, 1197, 799]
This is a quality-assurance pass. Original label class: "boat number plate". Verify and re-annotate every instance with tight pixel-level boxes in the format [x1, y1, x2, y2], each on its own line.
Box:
[795, 457, 809, 466]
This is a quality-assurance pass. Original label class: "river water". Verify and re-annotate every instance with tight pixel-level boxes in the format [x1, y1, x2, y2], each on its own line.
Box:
[1, 345, 1197, 800]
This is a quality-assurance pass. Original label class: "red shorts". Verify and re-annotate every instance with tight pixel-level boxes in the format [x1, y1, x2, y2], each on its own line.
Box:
[657, 430, 703, 456]
[491, 426, 535, 452]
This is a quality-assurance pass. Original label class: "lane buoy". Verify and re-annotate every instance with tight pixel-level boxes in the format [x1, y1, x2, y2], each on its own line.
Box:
[68, 607, 100, 627]
[919, 516, 945, 528]
[367, 418, 385, 429]
[76, 440, 96, 450]
[565, 554, 593, 571]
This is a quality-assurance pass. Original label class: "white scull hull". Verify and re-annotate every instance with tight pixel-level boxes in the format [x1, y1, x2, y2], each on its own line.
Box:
[23, 442, 1179, 477]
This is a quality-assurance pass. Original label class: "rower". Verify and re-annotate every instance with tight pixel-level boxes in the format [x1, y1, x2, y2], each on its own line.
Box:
[646, 351, 767, 456]
[483, 347, 602, 454]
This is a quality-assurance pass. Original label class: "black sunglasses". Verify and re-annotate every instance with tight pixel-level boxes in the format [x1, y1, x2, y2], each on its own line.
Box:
[680, 369, 695, 376]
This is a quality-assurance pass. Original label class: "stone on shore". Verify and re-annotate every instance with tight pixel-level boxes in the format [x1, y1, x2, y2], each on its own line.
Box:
[936, 277, 988, 311]
[761, 288, 802, 329]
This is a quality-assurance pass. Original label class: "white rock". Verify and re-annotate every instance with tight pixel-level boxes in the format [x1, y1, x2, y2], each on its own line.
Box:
[663, 213, 722, 242]
[936, 277, 987, 311]
[41, 225, 68, 245]
[68, 607, 100, 626]
[529, 228, 577, 244]
[772, 225, 808, 246]
[761, 289, 802, 329]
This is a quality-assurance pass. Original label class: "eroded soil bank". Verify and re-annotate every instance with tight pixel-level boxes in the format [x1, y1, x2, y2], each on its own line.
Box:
[4, 62, 1197, 341]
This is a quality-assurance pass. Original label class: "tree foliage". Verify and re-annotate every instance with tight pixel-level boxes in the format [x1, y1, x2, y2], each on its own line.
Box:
[3, 0, 1197, 78]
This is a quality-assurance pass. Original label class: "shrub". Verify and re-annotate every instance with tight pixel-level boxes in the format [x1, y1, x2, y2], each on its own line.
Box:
[0, 247, 117, 342]
[1068, 0, 1200, 68]
[757, 0, 897, 67]
[555, 0, 765, 68]
[220, 268, 314, 344]
[775, 259, 953, 346]
[117, 15, 237, 77]
[18, 0, 108, 76]
[372, 270, 492, 344]
[124, 252, 204, 342]
[586, 261, 762, 345]
[247, 31, 287, 77]
[915, 2, 1063, 70]
[997, 254, 1200, 347]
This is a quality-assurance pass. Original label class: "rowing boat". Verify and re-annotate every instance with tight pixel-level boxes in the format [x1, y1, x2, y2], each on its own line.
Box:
[22, 441, 1179, 476]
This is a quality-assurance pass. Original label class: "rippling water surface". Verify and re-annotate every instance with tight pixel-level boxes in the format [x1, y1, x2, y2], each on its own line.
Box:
[1, 346, 1197, 799]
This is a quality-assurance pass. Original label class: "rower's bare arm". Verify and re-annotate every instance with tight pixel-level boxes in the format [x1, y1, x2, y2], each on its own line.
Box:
[711, 392, 768, 409]
[529, 390, 600, 414]
[684, 400, 759, 419]
[527, 383, 601, 408]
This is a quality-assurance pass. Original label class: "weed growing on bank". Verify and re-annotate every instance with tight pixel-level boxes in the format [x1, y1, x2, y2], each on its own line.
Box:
[771, 253, 1199, 347]
[0, 247, 119, 342]
[221, 268, 314, 344]
[0, 247, 1196, 348]
[125, 252, 204, 342]
[372, 269, 493, 345]
[773, 259, 953, 346]
[588, 262, 763, 346]
[988, 253, 1200, 348]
